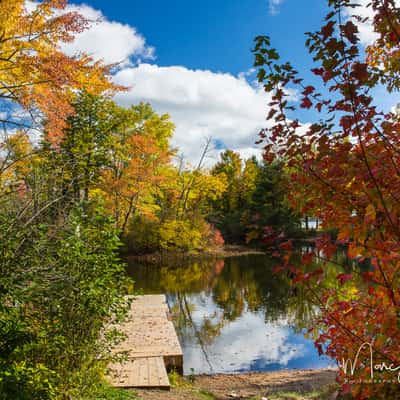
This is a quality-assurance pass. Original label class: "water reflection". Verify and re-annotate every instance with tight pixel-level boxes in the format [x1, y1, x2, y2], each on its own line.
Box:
[127, 254, 332, 374]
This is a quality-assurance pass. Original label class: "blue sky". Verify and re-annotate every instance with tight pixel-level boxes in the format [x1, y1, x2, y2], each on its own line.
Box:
[70, 0, 327, 75]
[61, 0, 392, 165]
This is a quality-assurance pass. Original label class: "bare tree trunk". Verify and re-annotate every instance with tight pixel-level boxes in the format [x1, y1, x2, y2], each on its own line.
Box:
[180, 137, 212, 218]
[121, 193, 139, 235]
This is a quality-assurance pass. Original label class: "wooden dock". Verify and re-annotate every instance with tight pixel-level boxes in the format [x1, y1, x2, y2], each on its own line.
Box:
[107, 295, 183, 389]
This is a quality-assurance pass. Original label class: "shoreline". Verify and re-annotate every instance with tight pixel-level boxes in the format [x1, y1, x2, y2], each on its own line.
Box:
[124, 237, 328, 265]
[134, 367, 338, 400]
[125, 245, 266, 264]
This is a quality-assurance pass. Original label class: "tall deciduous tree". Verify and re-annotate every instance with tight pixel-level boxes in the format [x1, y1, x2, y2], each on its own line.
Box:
[0, 0, 117, 142]
[101, 102, 174, 233]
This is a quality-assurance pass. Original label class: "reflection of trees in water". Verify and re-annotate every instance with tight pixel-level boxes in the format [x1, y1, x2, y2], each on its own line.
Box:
[164, 259, 229, 353]
[127, 251, 352, 372]
[287, 247, 354, 338]
[128, 255, 322, 347]
[171, 292, 220, 372]
[211, 257, 290, 323]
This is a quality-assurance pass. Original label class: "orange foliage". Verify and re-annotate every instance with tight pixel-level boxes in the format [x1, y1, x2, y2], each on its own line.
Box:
[0, 0, 120, 142]
[100, 106, 174, 233]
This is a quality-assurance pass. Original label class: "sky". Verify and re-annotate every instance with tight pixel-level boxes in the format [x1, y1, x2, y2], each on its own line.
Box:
[59, 0, 396, 166]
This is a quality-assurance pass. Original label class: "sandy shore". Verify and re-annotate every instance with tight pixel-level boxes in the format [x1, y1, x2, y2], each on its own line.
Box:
[134, 368, 338, 400]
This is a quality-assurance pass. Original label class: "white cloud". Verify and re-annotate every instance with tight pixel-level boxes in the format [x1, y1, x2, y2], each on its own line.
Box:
[345, 0, 400, 46]
[25, 2, 273, 164]
[234, 147, 264, 162]
[62, 4, 154, 65]
[269, 0, 285, 15]
[26, 1, 154, 65]
[114, 64, 271, 166]
[179, 296, 307, 374]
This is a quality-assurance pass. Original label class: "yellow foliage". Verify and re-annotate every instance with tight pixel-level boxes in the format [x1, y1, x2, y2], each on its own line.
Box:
[0, 0, 117, 142]
[159, 219, 203, 251]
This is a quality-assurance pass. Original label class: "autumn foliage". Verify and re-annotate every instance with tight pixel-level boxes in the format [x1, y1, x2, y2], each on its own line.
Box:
[0, 0, 117, 142]
[0, 2, 130, 398]
[254, 0, 400, 398]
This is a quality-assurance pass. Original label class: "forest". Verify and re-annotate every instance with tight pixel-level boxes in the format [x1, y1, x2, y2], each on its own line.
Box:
[1, 0, 400, 399]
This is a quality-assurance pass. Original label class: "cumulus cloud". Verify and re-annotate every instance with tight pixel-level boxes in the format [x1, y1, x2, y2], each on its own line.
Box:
[26, 2, 272, 165]
[269, 0, 285, 15]
[26, 1, 154, 65]
[62, 4, 154, 65]
[114, 64, 270, 166]
[345, 0, 400, 46]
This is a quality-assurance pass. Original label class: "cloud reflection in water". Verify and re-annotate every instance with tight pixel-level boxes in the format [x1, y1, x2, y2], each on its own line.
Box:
[178, 294, 328, 375]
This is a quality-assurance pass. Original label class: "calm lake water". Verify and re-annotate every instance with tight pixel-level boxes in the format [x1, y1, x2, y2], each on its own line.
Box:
[127, 254, 334, 375]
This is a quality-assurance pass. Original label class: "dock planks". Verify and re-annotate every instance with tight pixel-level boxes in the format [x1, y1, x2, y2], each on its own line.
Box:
[109, 356, 170, 388]
[107, 295, 183, 389]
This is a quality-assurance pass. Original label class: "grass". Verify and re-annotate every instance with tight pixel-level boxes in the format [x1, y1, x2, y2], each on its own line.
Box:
[168, 369, 187, 388]
[259, 384, 337, 399]
[197, 390, 216, 400]
[81, 383, 138, 400]
[166, 371, 216, 399]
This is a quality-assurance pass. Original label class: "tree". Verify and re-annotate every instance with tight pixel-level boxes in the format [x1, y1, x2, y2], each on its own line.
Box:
[254, 0, 400, 398]
[0, 2, 130, 398]
[0, 1, 116, 143]
[210, 150, 299, 244]
[241, 156, 260, 205]
[124, 147, 227, 254]
[245, 161, 300, 243]
[101, 102, 174, 234]
[211, 150, 243, 214]
[57, 92, 121, 205]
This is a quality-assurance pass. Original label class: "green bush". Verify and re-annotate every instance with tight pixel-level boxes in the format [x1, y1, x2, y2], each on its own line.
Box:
[124, 215, 162, 254]
[0, 206, 131, 399]
[0, 362, 56, 400]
